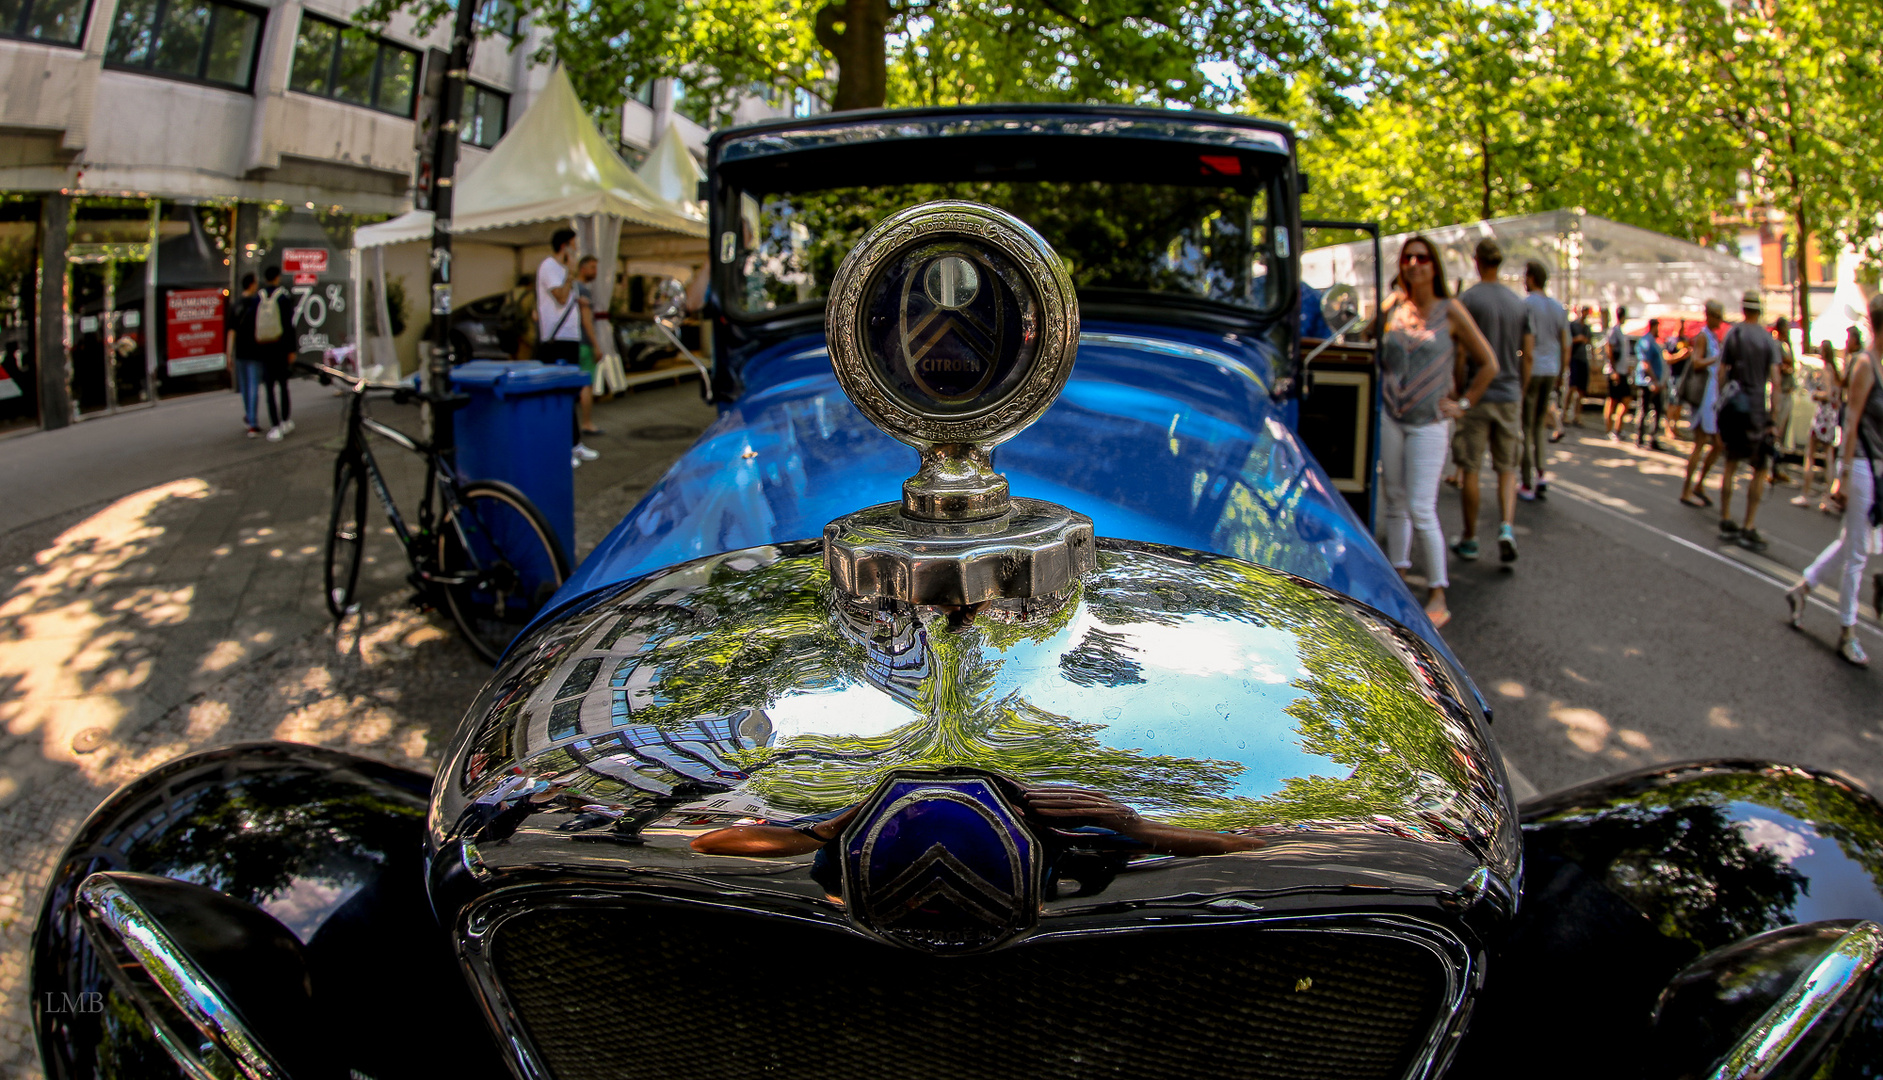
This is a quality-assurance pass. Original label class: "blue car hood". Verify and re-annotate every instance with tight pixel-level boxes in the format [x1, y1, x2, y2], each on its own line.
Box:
[557, 320, 1447, 658]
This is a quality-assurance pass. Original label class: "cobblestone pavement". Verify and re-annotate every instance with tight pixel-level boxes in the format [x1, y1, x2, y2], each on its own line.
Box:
[0, 379, 714, 1076]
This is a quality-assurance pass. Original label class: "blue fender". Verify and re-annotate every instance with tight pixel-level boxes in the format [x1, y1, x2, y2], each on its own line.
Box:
[1448, 760, 1883, 1079]
[31, 742, 507, 1080]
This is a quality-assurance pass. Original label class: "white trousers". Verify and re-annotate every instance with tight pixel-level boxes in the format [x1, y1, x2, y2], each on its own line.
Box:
[1802, 457, 1879, 627]
[1381, 415, 1451, 590]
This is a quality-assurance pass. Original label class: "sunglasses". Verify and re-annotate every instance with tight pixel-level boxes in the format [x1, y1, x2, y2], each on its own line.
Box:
[1401, 252, 1434, 266]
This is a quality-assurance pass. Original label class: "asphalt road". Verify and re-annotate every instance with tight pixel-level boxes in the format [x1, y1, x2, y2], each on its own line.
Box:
[1438, 414, 1883, 801]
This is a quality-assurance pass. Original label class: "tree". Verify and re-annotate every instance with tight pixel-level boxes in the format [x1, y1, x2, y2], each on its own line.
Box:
[361, 0, 1363, 120]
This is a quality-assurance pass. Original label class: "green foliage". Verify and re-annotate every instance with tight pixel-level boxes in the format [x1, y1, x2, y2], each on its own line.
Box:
[1290, 0, 1883, 266]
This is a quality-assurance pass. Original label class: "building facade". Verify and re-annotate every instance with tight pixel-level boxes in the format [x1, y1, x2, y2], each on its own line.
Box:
[0, 0, 573, 434]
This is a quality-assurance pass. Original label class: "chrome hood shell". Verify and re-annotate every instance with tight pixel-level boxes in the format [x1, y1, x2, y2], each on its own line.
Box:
[429, 538, 1519, 936]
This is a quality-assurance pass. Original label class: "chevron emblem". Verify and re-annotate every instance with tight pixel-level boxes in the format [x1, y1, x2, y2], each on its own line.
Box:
[841, 774, 1041, 953]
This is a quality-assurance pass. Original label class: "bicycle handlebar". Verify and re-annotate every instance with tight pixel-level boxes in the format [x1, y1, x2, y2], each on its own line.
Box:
[297, 360, 425, 403]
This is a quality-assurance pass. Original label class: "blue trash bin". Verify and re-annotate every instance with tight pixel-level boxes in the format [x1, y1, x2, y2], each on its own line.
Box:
[449, 361, 591, 569]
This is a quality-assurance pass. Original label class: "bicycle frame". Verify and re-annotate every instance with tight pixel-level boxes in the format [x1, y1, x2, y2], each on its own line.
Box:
[322, 363, 482, 590]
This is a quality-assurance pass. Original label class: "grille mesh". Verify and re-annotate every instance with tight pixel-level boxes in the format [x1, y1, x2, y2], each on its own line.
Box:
[491, 905, 1447, 1080]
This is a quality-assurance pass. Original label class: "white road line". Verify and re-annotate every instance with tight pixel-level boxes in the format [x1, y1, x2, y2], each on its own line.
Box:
[1549, 481, 1882, 640]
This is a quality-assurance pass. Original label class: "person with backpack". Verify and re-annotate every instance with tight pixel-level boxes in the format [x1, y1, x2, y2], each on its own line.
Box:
[537, 228, 596, 468]
[1604, 307, 1634, 439]
[226, 273, 263, 437]
[1716, 290, 1785, 551]
[1786, 292, 1883, 666]
[1633, 318, 1667, 451]
[253, 266, 298, 442]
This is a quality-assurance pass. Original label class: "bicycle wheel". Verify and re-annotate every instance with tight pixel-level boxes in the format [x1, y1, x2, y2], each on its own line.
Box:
[324, 459, 368, 619]
[438, 480, 571, 663]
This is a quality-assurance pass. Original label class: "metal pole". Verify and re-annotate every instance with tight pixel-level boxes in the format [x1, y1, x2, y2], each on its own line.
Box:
[425, 0, 478, 454]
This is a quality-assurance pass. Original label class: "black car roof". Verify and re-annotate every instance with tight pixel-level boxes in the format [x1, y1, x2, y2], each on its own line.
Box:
[708, 103, 1295, 165]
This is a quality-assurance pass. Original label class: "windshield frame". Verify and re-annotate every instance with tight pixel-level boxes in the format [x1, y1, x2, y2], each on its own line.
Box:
[707, 107, 1300, 339]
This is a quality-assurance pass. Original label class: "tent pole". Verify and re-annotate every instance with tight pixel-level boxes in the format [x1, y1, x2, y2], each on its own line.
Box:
[424, 0, 478, 457]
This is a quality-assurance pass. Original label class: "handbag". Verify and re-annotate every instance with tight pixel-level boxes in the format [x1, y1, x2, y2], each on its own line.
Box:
[1678, 363, 1707, 408]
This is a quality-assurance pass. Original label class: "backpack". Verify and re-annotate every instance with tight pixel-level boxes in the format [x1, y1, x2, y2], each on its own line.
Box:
[255, 287, 286, 344]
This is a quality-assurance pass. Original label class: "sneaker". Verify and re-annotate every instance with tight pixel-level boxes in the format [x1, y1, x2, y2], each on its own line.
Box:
[1498, 524, 1518, 563]
[570, 450, 584, 469]
[1452, 538, 1481, 561]
[573, 443, 601, 462]
[1607, 431, 1621, 442]
[1719, 518, 1740, 536]
[1736, 527, 1769, 553]
[1535, 482, 1548, 500]
[1840, 635, 1871, 667]
[282, 419, 295, 436]
[1786, 582, 1809, 628]
[1518, 485, 1536, 502]
[246, 427, 260, 439]
[1650, 440, 1664, 452]
[266, 426, 284, 442]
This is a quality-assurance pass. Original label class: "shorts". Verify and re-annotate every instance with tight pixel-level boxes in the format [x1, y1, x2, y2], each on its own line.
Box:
[1568, 359, 1588, 394]
[1607, 375, 1634, 402]
[1457, 399, 1522, 474]
[1719, 406, 1773, 465]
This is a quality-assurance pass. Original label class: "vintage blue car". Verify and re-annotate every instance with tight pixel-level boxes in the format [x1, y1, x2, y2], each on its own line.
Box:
[31, 105, 1883, 1080]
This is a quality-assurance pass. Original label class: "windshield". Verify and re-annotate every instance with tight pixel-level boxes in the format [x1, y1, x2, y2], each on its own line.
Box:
[732, 180, 1278, 318]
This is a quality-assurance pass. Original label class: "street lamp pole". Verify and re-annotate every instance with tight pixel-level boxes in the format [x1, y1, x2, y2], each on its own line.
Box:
[424, 0, 479, 455]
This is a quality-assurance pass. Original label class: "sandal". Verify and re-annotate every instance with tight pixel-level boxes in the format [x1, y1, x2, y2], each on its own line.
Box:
[1426, 606, 1453, 630]
[1786, 582, 1809, 628]
[1680, 492, 1707, 508]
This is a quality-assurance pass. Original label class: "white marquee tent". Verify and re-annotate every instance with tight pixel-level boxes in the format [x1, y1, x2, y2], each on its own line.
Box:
[350, 67, 709, 386]
[1303, 210, 1761, 322]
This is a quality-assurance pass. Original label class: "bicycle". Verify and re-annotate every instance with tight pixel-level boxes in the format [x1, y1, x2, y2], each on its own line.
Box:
[307, 361, 571, 664]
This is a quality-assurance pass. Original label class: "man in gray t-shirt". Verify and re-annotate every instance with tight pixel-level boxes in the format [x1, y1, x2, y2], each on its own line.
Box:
[1519, 259, 1570, 499]
[1452, 238, 1534, 564]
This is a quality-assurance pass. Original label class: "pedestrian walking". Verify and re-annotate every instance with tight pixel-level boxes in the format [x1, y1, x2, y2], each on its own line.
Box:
[1560, 305, 1593, 432]
[1454, 237, 1533, 564]
[1679, 300, 1727, 507]
[1605, 307, 1634, 439]
[1786, 293, 1883, 666]
[1634, 318, 1667, 451]
[574, 254, 605, 443]
[1717, 290, 1785, 551]
[1372, 236, 1500, 629]
[536, 228, 595, 468]
[1520, 259, 1568, 500]
[226, 273, 263, 438]
[1771, 317, 1798, 484]
[255, 266, 297, 442]
[1795, 338, 1847, 509]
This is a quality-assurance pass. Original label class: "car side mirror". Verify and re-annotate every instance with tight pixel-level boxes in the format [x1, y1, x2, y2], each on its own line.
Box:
[1645, 920, 1883, 1079]
[74, 872, 333, 1080]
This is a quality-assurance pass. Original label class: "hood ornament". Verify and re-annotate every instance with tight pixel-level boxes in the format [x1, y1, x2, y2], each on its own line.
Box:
[824, 202, 1095, 605]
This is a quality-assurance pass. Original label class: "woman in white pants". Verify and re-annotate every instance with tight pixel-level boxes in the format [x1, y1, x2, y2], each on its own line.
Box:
[1787, 296, 1883, 666]
[1374, 236, 1499, 630]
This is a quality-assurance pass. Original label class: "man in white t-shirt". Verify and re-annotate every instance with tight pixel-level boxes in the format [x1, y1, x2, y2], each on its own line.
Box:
[536, 228, 582, 363]
[535, 227, 597, 464]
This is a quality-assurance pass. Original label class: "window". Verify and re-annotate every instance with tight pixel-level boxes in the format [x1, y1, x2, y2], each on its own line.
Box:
[628, 80, 655, 107]
[288, 13, 417, 117]
[473, 0, 515, 37]
[104, 0, 260, 86]
[1, 0, 90, 45]
[461, 83, 508, 149]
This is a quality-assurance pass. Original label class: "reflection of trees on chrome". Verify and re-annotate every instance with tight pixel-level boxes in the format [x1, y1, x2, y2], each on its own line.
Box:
[601, 545, 1487, 834]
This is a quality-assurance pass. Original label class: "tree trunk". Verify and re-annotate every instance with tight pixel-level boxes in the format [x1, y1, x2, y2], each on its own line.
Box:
[1479, 120, 1493, 221]
[1795, 194, 1811, 339]
[815, 0, 891, 110]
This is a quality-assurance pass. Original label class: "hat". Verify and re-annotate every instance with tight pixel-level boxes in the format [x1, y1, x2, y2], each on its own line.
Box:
[1742, 289, 1763, 313]
[1704, 299, 1723, 318]
[1474, 237, 1504, 266]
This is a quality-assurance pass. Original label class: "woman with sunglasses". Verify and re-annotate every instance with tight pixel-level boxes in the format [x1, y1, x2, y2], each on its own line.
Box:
[1371, 236, 1500, 630]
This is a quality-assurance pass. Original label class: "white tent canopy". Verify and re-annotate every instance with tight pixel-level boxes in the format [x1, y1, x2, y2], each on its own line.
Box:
[350, 67, 709, 387]
[635, 121, 706, 222]
[1303, 210, 1761, 320]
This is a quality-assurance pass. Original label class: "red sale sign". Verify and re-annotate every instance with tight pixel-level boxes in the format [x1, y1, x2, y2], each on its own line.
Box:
[166, 289, 226, 377]
[282, 248, 329, 275]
